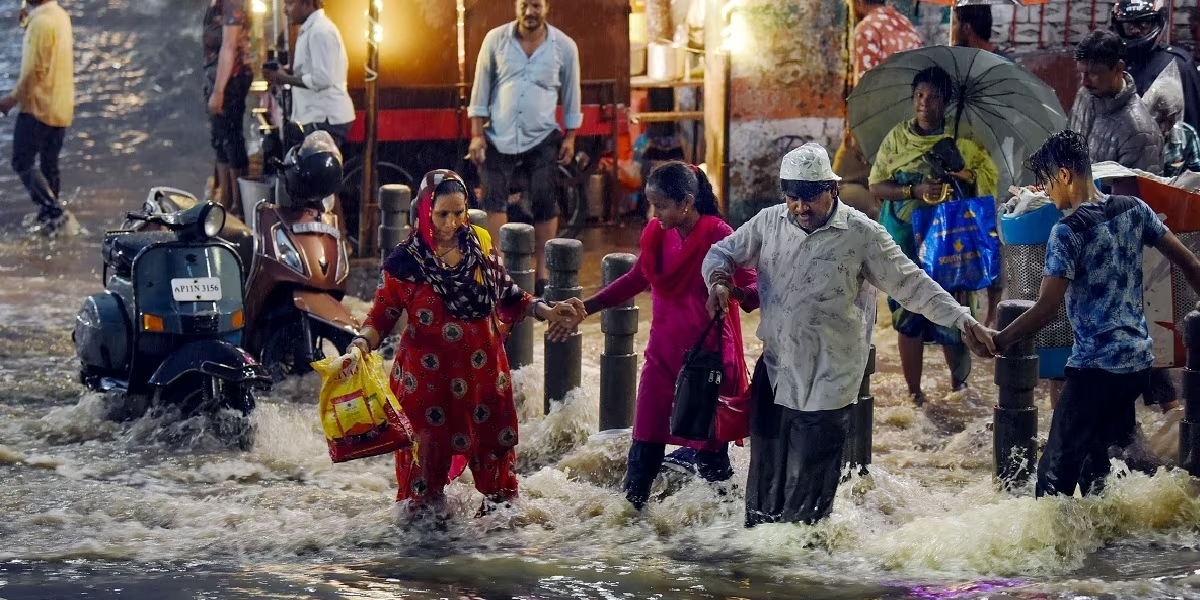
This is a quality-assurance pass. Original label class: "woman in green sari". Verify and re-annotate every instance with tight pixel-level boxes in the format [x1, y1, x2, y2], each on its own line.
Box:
[868, 66, 1000, 405]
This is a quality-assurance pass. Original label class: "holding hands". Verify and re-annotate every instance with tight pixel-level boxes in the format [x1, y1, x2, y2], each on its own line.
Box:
[961, 321, 998, 358]
[542, 297, 587, 342]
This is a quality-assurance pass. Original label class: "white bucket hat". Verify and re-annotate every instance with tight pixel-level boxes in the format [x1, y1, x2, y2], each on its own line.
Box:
[780, 142, 841, 182]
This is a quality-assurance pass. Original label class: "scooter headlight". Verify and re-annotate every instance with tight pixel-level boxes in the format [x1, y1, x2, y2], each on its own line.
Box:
[201, 204, 226, 239]
[274, 228, 306, 276]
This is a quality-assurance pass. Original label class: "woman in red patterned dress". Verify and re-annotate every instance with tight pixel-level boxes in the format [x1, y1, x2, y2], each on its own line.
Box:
[349, 170, 581, 518]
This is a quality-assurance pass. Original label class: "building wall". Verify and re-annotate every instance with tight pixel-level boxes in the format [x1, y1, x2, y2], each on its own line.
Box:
[722, 0, 1197, 224]
[723, 0, 850, 224]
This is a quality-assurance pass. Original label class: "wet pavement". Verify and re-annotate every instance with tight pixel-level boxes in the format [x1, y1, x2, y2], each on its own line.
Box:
[3, 1, 1200, 599]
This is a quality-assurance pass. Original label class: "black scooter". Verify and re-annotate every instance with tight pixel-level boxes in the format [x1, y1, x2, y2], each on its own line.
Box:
[73, 196, 271, 447]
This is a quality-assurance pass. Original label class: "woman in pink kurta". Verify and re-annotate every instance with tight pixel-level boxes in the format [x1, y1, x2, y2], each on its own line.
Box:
[578, 162, 758, 509]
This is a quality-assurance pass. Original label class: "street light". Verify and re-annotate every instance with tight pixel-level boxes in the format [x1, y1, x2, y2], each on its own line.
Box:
[250, 0, 270, 93]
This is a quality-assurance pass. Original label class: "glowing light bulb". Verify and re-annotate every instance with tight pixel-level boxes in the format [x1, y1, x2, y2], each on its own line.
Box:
[251, 0, 267, 14]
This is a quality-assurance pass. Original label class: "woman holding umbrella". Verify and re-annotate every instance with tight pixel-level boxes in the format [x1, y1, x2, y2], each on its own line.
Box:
[867, 65, 1000, 405]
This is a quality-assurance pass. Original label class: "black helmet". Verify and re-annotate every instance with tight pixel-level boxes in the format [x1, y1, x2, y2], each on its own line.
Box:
[1110, 0, 1166, 56]
[282, 130, 343, 203]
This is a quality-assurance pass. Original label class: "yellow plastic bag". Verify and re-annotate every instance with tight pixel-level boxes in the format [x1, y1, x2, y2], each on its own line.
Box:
[312, 348, 415, 463]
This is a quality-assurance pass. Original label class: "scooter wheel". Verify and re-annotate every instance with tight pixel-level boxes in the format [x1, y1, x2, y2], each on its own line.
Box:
[102, 390, 150, 422]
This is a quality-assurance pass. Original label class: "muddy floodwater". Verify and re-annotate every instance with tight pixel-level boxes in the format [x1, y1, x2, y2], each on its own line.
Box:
[2, 1, 1200, 599]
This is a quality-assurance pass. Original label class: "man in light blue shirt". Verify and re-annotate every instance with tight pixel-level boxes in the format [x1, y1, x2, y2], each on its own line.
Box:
[468, 0, 582, 290]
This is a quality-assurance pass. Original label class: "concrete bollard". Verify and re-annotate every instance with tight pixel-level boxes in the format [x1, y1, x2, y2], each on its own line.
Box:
[842, 344, 875, 475]
[377, 184, 411, 259]
[500, 224, 537, 369]
[1180, 303, 1200, 476]
[543, 238, 583, 413]
[993, 300, 1040, 488]
[598, 253, 638, 431]
[468, 208, 489, 229]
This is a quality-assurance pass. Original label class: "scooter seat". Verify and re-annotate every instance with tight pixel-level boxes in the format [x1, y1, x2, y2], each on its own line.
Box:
[103, 230, 176, 278]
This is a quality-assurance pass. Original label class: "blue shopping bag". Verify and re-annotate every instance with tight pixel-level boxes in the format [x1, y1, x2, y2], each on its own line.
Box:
[910, 196, 1000, 292]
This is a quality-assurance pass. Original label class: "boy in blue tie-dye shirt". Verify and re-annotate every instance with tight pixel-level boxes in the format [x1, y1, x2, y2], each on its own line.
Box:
[984, 131, 1200, 498]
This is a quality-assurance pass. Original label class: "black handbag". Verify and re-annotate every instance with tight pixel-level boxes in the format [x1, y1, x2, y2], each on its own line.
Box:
[925, 137, 966, 179]
[670, 312, 725, 441]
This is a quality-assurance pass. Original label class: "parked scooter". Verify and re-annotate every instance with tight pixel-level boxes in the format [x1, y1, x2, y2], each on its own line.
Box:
[74, 200, 271, 447]
[135, 130, 359, 382]
[242, 130, 359, 381]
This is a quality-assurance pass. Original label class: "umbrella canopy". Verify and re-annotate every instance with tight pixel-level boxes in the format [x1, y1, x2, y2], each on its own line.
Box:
[848, 45, 1067, 189]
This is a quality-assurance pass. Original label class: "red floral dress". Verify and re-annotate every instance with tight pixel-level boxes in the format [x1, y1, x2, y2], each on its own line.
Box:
[365, 272, 533, 503]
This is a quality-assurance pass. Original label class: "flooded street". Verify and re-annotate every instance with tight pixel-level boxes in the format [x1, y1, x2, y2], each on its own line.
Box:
[3, 1, 1200, 599]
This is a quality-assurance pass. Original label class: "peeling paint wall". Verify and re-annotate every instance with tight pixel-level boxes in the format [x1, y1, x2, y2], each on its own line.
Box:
[724, 0, 850, 224]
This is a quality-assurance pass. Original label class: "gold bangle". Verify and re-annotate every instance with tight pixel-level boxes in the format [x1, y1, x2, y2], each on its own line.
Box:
[902, 185, 913, 199]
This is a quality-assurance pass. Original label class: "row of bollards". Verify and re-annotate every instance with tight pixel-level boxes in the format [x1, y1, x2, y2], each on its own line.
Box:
[992, 299, 1200, 486]
[380, 186, 1200, 486]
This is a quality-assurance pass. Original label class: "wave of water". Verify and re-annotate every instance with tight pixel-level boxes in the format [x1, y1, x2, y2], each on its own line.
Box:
[2, 302, 1200, 599]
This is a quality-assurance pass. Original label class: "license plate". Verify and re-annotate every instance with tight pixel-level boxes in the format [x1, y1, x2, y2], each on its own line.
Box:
[171, 277, 223, 302]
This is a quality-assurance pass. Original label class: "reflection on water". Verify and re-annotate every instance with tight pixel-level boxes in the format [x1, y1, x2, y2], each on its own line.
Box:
[1, 1, 1200, 599]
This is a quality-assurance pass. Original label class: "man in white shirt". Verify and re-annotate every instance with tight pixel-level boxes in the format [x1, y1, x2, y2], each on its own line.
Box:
[703, 143, 995, 526]
[264, 0, 356, 149]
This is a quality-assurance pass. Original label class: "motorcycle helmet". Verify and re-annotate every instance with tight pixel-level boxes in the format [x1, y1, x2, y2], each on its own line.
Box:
[282, 130, 343, 203]
[1110, 0, 1166, 56]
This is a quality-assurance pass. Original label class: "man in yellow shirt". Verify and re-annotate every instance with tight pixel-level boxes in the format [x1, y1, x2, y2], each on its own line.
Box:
[0, 0, 74, 236]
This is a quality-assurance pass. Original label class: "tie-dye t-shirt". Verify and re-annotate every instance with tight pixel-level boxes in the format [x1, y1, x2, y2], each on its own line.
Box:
[1044, 195, 1168, 372]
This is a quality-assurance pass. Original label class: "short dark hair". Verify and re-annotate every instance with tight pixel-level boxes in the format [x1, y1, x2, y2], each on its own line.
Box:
[1025, 130, 1092, 187]
[956, 5, 993, 42]
[912, 66, 956, 102]
[1075, 29, 1126, 68]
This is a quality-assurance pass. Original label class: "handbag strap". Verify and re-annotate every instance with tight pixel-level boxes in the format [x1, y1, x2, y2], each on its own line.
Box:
[688, 310, 724, 355]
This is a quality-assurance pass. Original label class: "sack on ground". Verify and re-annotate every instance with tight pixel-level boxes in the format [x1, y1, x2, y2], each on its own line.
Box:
[313, 348, 415, 463]
[911, 195, 1000, 292]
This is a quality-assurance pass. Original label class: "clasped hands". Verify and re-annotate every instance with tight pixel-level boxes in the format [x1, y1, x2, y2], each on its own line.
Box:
[542, 297, 587, 342]
[962, 321, 999, 358]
